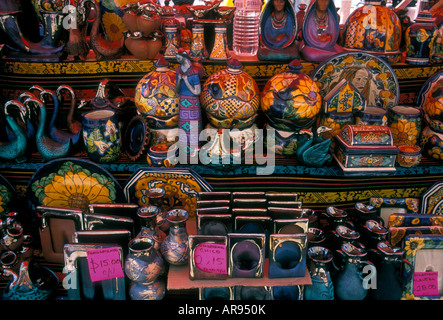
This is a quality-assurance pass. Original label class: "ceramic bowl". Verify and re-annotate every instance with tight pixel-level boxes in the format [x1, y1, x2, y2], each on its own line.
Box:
[396, 144, 422, 167]
[147, 143, 178, 167]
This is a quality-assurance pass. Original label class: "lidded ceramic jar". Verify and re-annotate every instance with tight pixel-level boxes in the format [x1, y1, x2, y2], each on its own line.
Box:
[261, 59, 322, 131]
[200, 59, 260, 130]
[134, 57, 179, 145]
[341, 0, 402, 64]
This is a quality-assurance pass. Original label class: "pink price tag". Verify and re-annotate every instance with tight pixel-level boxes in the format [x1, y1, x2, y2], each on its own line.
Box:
[194, 243, 227, 274]
[86, 247, 125, 282]
[413, 271, 439, 297]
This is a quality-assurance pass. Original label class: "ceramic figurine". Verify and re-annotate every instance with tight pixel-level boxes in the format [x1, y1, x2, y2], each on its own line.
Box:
[160, 209, 190, 265]
[55, 85, 82, 136]
[341, 0, 402, 64]
[89, 0, 125, 60]
[257, 0, 298, 61]
[175, 48, 202, 160]
[304, 246, 334, 300]
[298, 0, 344, 63]
[17, 91, 39, 144]
[24, 97, 72, 161]
[0, 100, 29, 163]
[296, 126, 332, 167]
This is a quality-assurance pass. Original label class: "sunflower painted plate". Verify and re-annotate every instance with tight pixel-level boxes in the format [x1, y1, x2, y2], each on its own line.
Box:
[123, 167, 213, 218]
[310, 52, 399, 110]
[26, 158, 125, 221]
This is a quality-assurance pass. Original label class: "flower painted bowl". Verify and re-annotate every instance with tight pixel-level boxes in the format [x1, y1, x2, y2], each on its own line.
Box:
[396, 144, 422, 167]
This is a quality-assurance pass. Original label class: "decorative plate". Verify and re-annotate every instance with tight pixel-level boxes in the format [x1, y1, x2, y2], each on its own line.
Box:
[421, 181, 443, 214]
[0, 174, 18, 216]
[416, 70, 443, 133]
[123, 167, 213, 217]
[26, 158, 125, 220]
[310, 52, 399, 110]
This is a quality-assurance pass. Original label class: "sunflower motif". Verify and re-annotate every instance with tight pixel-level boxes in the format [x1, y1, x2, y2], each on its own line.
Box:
[390, 119, 420, 145]
[102, 12, 127, 42]
[404, 236, 425, 256]
[31, 161, 117, 212]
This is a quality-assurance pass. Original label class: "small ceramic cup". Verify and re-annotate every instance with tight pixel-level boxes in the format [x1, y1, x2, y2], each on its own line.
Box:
[396, 144, 422, 167]
[147, 143, 178, 167]
[388, 106, 422, 146]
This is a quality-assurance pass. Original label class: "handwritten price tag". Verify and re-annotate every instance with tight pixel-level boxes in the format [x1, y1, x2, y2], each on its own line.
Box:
[194, 243, 227, 274]
[86, 247, 125, 282]
[413, 271, 439, 297]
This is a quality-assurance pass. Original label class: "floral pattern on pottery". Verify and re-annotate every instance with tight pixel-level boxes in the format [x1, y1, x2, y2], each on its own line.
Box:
[30, 160, 118, 212]
[388, 106, 422, 146]
[417, 70, 443, 134]
[420, 126, 443, 161]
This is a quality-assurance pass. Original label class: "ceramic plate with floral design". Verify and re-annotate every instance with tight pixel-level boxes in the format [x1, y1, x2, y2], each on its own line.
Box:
[26, 158, 125, 220]
[310, 52, 399, 110]
[123, 167, 213, 217]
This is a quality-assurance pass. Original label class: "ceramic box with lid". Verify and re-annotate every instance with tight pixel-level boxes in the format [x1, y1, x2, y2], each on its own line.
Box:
[333, 125, 399, 175]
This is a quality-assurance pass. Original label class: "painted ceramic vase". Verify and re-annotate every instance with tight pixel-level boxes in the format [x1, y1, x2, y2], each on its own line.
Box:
[145, 187, 169, 233]
[128, 277, 165, 300]
[201, 59, 260, 130]
[304, 246, 334, 300]
[418, 70, 443, 134]
[341, 0, 402, 64]
[124, 236, 165, 284]
[405, 10, 438, 65]
[137, 205, 166, 251]
[334, 243, 374, 300]
[209, 25, 229, 61]
[261, 59, 322, 131]
[420, 126, 443, 161]
[82, 109, 121, 163]
[163, 23, 180, 60]
[388, 106, 422, 146]
[355, 107, 388, 126]
[134, 57, 179, 131]
[396, 144, 422, 167]
[160, 209, 190, 265]
[190, 23, 208, 59]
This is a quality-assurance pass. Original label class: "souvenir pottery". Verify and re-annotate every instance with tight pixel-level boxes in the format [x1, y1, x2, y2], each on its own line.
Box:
[189, 23, 208, 60]
[298, 0, 344, 63]
[55, 85, 82, 136]
[147, 143, 178, 167]
[89, 1, 125, 60]
[360, 220, 388, 248]
[163, 22, 180, 60]
[257, 0, 299, 61]
[136, 206, 166, 251]
[82, 109, 121, 163]
[295, 127, 332, 167]
[160, 209, 190, 265]
[304, 246, 334, 300]
[318, 112, 354, 150]
[388, 106, 422, 146]
[329, 225, 361, 250]
[144, 187, 169, 233]
[405, 8, 438, 65]
[189, 235, 228, 280]
[134, 57, 179, 147]
[333, 243, 374, 300]
[122, 113, 151, 161]
[420, 126, 443, 161]
[201, 59, 260, 130]
[371, 242, 412, 300]
[261, 59, 322, 132]
[24, 98, 72, 161]
[417, 70, 443, 134]
[128, 277, 166, 300]
[341, 0, 402, 64]
[0, 100, 29, 163]
[396, 144, 422, 167]
[322, 80, 365, 115]
[355, 107, 388, 126]
[264, 123, 298, 156]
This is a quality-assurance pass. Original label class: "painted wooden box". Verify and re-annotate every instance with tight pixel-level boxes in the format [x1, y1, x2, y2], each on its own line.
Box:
[333, 125, 399, 175]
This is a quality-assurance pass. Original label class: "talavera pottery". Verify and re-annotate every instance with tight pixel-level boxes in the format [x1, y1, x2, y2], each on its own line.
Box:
[123, 167, 213, 218]
[310, 52, 399, 110]
[341, 0, 402, 64]
[417, 70, 443, 134]
[420, 181, 443, 214]
[369, 197, 420, 226]
[420, 126, 443, 161]
[355, 107, 388, 126]
[396, 144, 422, 167]
[189, 235, 228, 280]
[201, 59, 260, 130]
[26, 158, 126, 221]
[63, 243, 126, 300]
[389, 226, 443, 247]
[322, 80, 365, 115]
[261, 59, 322, 132]
[388, 106, 422, 146]
[387, 213, 443, 228]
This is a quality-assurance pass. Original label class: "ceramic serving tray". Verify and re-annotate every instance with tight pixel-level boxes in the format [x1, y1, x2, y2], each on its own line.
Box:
[310, 52, 399, 110]
[123, 167, 213, 217]
[26, 158, 125, 222]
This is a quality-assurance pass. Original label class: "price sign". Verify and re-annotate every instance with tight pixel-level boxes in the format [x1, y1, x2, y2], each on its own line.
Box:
[86, 247, 125, 282]
[194, 243, 227, 274]
[413, 271, 439, 297]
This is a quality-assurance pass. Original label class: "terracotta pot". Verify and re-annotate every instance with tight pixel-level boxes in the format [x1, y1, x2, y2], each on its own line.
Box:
[125, 35, 160, 60]
[137, 14, 162, 37]
[122, 12, 139, 34]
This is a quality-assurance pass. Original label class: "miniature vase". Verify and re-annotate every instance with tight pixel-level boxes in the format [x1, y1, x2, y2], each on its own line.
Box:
[304, 246, 334, 300]
[160, 209, 190, 265]
[146, 187, 169, 233]
[137, 206, 166, 251]
[128, 277, 166, 300]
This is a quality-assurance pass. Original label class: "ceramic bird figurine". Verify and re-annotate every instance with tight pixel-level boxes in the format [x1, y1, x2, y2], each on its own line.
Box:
[296, 126, 332, 167]
[0, 100, 29, 163]
[56, 85, 82, 135]
[24, 97, 72, 162]
[18, 91, 40, 141]
[39, 89, 81, 146]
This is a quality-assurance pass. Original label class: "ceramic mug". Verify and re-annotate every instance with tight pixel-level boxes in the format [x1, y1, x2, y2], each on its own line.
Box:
[388, 106, 422, 146]
[82, 109, 121, 163]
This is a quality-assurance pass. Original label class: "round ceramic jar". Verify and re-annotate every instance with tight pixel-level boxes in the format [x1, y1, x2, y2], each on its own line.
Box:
[261, 59, 322, 131]
[201, 59, 260, 130]
[388, 106, 422, 146]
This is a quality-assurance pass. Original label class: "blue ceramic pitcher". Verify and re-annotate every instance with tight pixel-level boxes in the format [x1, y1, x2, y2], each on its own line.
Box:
[304, 246, 335, 300]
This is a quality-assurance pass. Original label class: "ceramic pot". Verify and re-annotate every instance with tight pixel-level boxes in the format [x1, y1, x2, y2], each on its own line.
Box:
[304, 246, 334, 300]
[137, 206, 166, 251]
[147, 143, 178, 167]
[124, 33, 163, 60]
[128, 277, 166, 300]
[82, 109, 121, 163]
[355, 107, 388, 126]
[209, 25, 229, 61]
[396, 144, 422, 167]
[160, 209, 190, 265]
[190, 23, 208, 59]
[124, 236, 165, 284]
[163, 23, 180, 59]
[420, 126, 443, 161]
[388, 106, 422, 146]
[319, 112, 354, 149]
[145, 187, 169, 233]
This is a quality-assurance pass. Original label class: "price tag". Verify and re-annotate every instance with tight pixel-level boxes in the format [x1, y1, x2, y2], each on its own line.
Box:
[194, 243, 227, 274]
[413, 271, 439, 297]
[86, 247, 125, 282]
